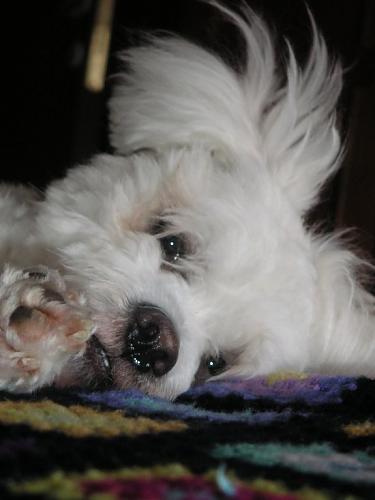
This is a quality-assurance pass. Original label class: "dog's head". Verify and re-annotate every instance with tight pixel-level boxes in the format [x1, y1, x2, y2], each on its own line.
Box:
[39, 5, 343, 398]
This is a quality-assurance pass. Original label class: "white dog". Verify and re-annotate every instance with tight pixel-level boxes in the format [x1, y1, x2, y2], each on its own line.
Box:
[1, 3, 374, 399]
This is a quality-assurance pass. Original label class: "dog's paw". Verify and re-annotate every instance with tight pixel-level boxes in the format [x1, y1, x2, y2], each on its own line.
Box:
[0, 265, 94, 392]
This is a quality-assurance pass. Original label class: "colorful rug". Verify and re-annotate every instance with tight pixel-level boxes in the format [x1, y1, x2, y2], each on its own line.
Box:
[0, 373, 375, 499]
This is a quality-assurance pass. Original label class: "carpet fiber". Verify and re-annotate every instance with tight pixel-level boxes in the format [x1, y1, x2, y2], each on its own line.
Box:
[0, 373, 375, 498]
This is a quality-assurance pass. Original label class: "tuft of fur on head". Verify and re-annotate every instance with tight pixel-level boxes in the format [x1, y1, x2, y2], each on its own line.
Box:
[38, 2, 375, 399]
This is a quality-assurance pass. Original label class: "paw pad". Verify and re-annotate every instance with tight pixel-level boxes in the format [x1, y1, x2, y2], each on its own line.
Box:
[9, 306, 33, 324]
[0, 266, 94, 392]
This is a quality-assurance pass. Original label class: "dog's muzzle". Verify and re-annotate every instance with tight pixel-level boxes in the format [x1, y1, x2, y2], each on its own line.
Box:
[125, 303, 179, 377]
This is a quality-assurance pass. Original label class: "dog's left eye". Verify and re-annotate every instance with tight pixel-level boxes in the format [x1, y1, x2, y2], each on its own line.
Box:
[159, 234, 186, 262]
[194, 354, 228, 385]
[206, 355, 226, 376]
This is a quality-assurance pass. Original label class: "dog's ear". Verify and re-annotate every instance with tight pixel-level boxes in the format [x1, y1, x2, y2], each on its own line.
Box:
[263, 20, 343, 214]
[108, 4, 280, 159]
[108, 37, 253, 157]
[109, 4, 342, 215]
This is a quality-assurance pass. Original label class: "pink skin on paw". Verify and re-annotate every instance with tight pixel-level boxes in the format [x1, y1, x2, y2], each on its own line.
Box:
[10, 302, 91, 347]
[0, 278, 94, 391]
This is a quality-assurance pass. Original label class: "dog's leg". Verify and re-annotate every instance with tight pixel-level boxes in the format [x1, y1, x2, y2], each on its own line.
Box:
[0, 265, 94, 392]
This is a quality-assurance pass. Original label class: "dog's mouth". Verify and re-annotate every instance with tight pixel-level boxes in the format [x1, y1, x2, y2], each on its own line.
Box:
[85, 335, 113, 388]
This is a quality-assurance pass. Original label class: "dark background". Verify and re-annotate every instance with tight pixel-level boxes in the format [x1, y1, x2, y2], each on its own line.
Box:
[3, 0, 375, 255]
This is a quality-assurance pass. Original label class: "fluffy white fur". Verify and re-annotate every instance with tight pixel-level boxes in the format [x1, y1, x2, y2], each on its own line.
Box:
[1, 3, 374, 399]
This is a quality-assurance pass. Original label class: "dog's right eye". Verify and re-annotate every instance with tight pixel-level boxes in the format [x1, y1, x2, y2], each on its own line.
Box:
[159, 234, 186, 263]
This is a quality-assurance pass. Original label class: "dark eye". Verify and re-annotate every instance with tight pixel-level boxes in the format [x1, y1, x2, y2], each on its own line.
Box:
[160, 234, 185, 262]
[206, 355, 226, 376]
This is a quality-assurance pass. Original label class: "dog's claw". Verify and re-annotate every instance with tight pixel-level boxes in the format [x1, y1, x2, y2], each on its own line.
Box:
[18, 357, 40, 371]
[70, 323, 95, 342]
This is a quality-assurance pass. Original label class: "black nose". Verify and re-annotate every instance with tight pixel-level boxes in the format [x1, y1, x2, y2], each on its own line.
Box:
[125, 303, 179, 377]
